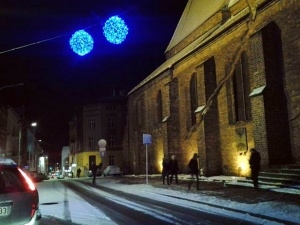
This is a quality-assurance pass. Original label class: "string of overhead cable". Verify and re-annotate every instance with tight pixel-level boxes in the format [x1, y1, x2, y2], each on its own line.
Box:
[0, 0, 151, 56]
[0, 34, 67, 55]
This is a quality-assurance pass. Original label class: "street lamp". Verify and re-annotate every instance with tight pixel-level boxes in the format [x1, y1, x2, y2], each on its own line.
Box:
[18, 122, 37, 168]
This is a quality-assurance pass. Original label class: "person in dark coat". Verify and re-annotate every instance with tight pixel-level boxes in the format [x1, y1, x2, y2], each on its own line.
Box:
[76, 168, 81, 178]
[169, 155, 179, 184]
[188, 153, 199, 190]
[162, 158, 170, 185]
[91, 162, 97, 184]
[249, 148, 261, 190]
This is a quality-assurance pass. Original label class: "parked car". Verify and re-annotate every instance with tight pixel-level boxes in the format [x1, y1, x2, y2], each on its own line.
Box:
[26, 171, 48, 183]
[103, 165, 122, 176]
[0, 158, 41, 225]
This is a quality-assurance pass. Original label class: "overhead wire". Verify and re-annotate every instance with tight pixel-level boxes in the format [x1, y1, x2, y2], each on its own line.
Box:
[0, 0, 150, 55]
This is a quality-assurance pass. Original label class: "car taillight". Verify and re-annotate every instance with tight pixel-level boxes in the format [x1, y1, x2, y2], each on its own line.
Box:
[18, 168, 36, 191]
[31, 201, 38, 217]
[18, 168, 39, 218]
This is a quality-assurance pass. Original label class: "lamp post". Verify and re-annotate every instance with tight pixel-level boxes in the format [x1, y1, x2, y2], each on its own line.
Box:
[30, 122, 37, 171]
[18, 122, 37, 169]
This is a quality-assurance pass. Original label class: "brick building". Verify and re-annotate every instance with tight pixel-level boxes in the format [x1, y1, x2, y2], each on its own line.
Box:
[125, 0, 300, 177]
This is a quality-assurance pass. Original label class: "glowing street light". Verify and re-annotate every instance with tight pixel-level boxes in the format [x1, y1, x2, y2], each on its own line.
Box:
[18, 122, 37, 168]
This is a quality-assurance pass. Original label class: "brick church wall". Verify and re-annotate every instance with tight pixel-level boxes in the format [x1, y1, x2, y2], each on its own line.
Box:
[126, 0, 300, 176]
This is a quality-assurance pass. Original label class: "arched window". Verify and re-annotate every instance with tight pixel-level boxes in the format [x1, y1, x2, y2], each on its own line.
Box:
[232, 52, 251, 122]
[190, 73, 198, 126]
[156, 90, 163, 123]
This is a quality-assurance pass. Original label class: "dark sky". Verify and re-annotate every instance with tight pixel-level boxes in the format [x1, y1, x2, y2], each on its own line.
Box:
[0, 0, 188, 157]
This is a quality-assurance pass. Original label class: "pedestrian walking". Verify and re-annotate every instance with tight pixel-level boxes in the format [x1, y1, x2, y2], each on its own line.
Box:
[169, 155, 179, 184]
[162, 157, 170, 185]
[76, 168, 81, 178]
[188, 153, 199, 190]
[91, 162, 97, 183]
[249, 148, 261, 190]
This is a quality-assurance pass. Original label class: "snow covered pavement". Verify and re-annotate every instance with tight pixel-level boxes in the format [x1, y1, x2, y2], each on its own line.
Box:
[36, 177, 300, 225]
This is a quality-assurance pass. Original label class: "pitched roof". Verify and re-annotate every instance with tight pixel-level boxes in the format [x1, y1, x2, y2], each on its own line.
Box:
[165, 0, 230, 52]
[128, 0, 244, 95]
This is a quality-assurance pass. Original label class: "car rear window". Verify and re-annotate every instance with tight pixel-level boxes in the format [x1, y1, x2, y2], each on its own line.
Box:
[0, 166, 27, 193]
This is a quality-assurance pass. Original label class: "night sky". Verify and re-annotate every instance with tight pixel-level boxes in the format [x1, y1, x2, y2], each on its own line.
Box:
[0, 0, 188, 161]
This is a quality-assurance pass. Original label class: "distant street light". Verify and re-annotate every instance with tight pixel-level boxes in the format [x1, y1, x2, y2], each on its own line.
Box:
[18, 122, 37, 168]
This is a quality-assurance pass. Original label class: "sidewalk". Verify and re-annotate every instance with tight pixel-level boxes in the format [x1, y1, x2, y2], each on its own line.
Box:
[124, 174, 300, 196]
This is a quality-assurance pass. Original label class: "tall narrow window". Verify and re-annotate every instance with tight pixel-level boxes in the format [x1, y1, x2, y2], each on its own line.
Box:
[190, 73, 198, 126]
[156, 90, 163, 123]
[137, 99, 142, 126]
[108, 116, 114, 128]
[88, 137, 95, 149]
[108, 155, 115, 165]
[232, 52, 251, 122]
[89, 118, 95, 129]
[108, 135, 115, 147]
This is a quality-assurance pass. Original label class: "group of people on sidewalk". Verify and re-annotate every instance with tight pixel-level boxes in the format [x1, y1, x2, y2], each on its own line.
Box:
[162, 148, 261, 191]
[162, 155, 179, 185]
[162, 153, 200, 190]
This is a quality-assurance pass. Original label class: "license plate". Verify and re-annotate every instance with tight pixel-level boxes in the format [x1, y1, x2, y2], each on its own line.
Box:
[0, 206, 8, 216]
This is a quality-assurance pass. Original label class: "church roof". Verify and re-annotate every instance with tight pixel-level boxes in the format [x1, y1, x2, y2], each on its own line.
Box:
[128, 0, 245, 95]
[165, 0, 233, 52]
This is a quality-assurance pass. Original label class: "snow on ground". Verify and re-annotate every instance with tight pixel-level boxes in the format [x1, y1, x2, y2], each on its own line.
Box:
[203, 175, 300, 195]
[37, 181, 117, 225]
[37, 176, 300, 225]
[100, 177, 300, 225]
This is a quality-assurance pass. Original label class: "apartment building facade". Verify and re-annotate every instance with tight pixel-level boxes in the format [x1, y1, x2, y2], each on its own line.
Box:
[69, 95, 127, 176]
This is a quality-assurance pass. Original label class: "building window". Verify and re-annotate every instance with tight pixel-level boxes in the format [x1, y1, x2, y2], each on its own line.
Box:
[88, 137, 95, 149]
[106, 105, 115, 110]
[156, 90, 163, 123]
[89, 118, 96, 129]
[232, 52, 251, 122]
[136, 99, 142, 126]
[108, 135, 115, 147]
[190, 73, 198, 126]
[108, 155, 115, 165]
[108, 116, 114, 128]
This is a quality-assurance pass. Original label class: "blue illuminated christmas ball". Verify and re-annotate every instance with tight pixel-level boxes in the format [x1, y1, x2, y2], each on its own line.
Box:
[103, 16, 129, 44]
[69, 30, 94, 56]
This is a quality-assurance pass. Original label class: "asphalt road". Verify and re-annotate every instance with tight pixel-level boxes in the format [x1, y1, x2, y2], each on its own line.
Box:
[38, 176, 299, 225]
[62, 180, 256, 225]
